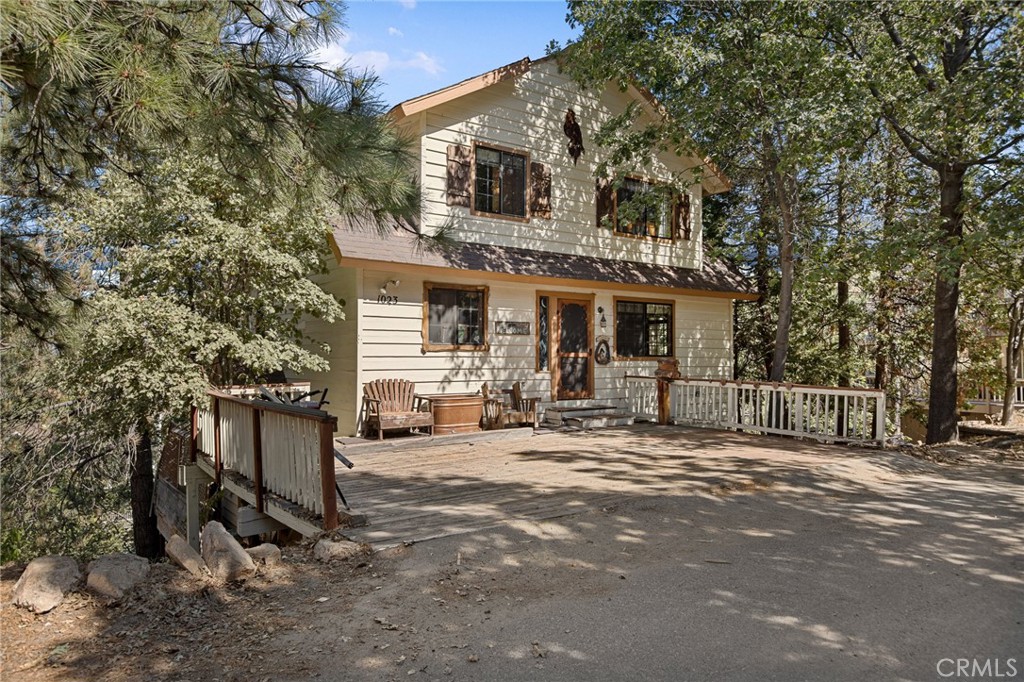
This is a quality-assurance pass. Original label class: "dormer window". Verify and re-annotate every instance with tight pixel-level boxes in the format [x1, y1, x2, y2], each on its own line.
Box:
[474, 145, 527, 218]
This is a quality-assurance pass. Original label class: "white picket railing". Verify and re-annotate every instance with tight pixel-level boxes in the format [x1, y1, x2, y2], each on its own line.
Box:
[192, 389, 338, 528]
[625, 376, 887, 447]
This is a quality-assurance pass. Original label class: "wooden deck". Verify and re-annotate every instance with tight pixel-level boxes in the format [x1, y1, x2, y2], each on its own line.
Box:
[332, 424, 867, 548]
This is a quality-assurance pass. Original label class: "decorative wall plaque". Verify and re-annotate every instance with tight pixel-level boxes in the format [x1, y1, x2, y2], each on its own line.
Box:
[495, 321, 531, 335]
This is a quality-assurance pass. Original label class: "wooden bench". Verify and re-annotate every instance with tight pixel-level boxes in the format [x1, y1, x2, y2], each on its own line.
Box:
[481, 381, 540, 429]
[362, 379, 434, 440]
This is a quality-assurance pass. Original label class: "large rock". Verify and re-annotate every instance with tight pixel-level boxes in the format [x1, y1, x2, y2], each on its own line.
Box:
[245, 543, 281, 568]
[201, 521, 255, 582]
[313, 538, 363, 562]
[86, 553, 150, 601]
[12, 556, 81, 613]
[166, 535, 210, 579]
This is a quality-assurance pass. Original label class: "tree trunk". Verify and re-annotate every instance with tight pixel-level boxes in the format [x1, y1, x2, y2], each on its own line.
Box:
[1003, 295, 1023, 426]
[754, 214, 774, 380]
[925, 165, 965, 444]
[130, 424, 163, 559]
[874, 146, 898, 392]
[769, 177, 796, 383]
[836, 156, 850, 387]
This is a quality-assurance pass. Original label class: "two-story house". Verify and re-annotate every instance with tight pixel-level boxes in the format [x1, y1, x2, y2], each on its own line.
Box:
[298, 55, 756, 436]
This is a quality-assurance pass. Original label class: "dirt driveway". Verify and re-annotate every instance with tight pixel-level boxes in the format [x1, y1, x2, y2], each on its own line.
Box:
[3, 427, 1022, 681]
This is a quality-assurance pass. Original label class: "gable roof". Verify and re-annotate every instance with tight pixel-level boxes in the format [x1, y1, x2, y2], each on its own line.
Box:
[388, 54, 731, 195]
[329, 221, 757, 301]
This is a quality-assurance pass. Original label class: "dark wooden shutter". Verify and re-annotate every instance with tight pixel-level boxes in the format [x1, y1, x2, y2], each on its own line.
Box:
[529, 162, 551, 219]
[672, 192, 691, 240]
[446, 144, 471, 207]
[596, 178, 614, 229]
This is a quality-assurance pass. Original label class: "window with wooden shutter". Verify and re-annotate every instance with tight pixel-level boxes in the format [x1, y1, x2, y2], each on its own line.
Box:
[530, 162, 551, 219]
[446, 144, 471, 207]
[473, 145, 528, 219]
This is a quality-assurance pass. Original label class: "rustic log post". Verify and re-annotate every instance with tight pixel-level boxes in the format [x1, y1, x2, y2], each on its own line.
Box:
[319, 418, 339, 531]
[657, 378, 671, 426]
[252, 408, 264, 514]
[213, 397, 222, 484]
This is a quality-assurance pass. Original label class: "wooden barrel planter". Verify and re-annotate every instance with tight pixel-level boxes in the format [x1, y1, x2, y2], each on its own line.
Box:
[428, 394, 484, 434]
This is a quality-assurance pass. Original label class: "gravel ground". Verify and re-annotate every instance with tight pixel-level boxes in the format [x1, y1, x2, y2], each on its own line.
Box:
[3, 433, 1021, 682]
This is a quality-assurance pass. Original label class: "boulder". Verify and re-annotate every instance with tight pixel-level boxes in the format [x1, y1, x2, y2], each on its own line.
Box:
[245, 543, 281, 567]
[313, 538, 362, 562]
[166, 535, 210, 579]
[86, 553, 150, 601]
[11, 556, 81, 613]
[201, 521, 255, 582]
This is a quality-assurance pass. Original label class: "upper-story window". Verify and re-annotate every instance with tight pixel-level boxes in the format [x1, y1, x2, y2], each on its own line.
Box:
[597, 178, 692, 241]
[446, 143, 550, 221]
[474, 146, 527, 218]
[615, 178, 671, 240]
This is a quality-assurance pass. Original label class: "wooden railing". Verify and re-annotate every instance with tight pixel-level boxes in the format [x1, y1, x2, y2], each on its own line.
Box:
[972, 380, 1024, 408]
[625, 375, 888, 447]
[191, 388, 339, 531]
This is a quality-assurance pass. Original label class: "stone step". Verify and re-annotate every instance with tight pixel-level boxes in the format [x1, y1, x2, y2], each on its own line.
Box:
[563, 413, 636, 429]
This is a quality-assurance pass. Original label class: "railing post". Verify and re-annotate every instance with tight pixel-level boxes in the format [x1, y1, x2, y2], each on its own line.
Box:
[252, 408, 264, 513]
[213, 397, 222, 485]
[319, 418, 339, 531]
[189, 406, 198, 463]
[657, 378, 671, 425]
[874, 393, 887, 447]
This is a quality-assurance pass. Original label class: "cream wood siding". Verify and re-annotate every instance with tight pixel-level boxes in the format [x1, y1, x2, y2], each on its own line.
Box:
[292, 260, 361, 436]
[417, 60, 704, 269]
[354, 267, 732, 426]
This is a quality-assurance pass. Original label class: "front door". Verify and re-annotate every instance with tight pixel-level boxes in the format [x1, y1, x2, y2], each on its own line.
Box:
[555, 298, 593, 400]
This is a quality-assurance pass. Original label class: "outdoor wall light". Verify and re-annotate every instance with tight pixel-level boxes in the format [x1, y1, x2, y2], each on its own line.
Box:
[379, 279, 400, 295]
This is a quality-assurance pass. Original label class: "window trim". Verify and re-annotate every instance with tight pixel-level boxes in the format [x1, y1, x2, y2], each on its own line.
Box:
[613, 296, 675, 360]
[422, 282, 490, 352]
[470, 141, 531, 224]
[612, 176, 677, 243]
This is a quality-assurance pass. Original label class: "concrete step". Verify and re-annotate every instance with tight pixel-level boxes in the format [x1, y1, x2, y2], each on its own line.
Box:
[563, 413, 636, 429]
[544, 405, 619, 425]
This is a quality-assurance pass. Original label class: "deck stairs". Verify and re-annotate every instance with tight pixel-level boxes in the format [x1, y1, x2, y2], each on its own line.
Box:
[543, 404, 636, 429]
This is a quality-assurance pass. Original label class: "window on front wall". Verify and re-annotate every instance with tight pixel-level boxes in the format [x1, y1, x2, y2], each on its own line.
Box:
[615, 178, 672, 240]
[424, 284, 488, 351]
[474, 146, 527, 218]
[615, 300, 673, 358]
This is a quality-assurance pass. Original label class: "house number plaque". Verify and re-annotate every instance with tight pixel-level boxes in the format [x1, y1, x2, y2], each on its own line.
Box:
[376, 294, 399, 305]
[495, 321, 531, 335]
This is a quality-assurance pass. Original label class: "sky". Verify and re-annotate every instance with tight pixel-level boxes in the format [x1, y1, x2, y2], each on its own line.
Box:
[318, 1, 581, 108]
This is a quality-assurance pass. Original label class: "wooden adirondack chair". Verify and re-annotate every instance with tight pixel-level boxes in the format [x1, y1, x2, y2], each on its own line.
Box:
[481, 381, 540, 429]
[362, 379, 433, 440]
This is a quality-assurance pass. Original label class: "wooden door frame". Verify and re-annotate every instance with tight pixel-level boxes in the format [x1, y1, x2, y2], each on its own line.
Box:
[547, 293, 595, 401]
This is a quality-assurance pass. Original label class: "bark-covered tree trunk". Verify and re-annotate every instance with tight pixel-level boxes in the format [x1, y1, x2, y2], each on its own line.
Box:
[926, 165, 966, 444]
[1003, 295, 1024, 426]
[874, 146, 899, 391]
[770, 175, 796, 383]
[130, 424, 163, 559]
[836, 156, 851, 388]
